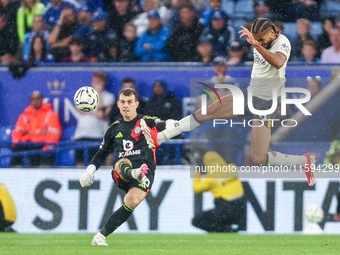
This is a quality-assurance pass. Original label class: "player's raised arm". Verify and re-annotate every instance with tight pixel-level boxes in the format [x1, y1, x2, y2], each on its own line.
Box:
[239, 25, 286, 69]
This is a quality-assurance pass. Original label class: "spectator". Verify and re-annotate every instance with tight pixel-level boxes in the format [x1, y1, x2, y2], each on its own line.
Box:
[209, 56, 234, 85]
[143, 79, 181, 120]
[109, 77, 147, 123]
[73, 72, 115, 167]
[167, 5, 204, 61]
[47, 6, 88, 62]
[131, 0, 171, 37]
[307, 76, 321, 98]
[23, 15, 50, 62]
[107, 0, 138, 38]
[44, 0, 81, 29]
[0, 182, 16, 232]
[316, 17, 334, 55]
[26, 34, 55, 64]
[286, 0, 321, 22]
[291, 18, 315, 60]
[200, 0, 222, 26]
[192, 151, 246, 232]
[166, 0, 198, 30]
[193, 37, 218, 62]
[253, 0, 289, 21]
[199, 9, 234, 57]
[227, 41, 247, 65]
[97, 36, 121, 62]
[119, 22, 138, 61]
[17, 0, 45, 44]
[274, 20, 284, 35]
[321, 27, 340, 63]
[135, 10, 171, 61]
[62, 35, 90, 62]
[0, 0, 20, 29]
[299, 40, 320, 63]
[85, 10, 117, 58]
[11, 91, 62, 166]
[0, 14, 18, 64]
[78, 0, 105, 26]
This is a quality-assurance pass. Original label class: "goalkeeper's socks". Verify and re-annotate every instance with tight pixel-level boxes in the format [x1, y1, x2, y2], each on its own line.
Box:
[100, 203, 134, 236]
[120, 161, 134, 181]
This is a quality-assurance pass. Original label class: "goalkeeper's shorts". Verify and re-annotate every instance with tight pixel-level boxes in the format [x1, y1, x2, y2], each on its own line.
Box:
[111, 168, 154, 194]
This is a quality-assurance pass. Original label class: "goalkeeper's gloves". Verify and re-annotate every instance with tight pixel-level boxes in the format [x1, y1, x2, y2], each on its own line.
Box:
[140, 119, 161, 149]
[79, 164, 96, 187]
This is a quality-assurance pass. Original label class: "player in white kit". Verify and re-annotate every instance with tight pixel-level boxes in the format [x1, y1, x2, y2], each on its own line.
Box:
[150, 18, 316, 186]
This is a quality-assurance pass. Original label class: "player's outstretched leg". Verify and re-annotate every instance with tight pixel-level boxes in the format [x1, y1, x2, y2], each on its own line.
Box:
[161, 94, 236, 142]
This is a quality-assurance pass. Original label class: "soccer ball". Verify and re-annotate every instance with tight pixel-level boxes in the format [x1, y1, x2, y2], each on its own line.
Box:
[74, 86, 99, 112]
[304, 204, 324, 223]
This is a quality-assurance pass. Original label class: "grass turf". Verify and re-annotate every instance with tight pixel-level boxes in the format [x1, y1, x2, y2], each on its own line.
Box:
[1, 233, 340, 255]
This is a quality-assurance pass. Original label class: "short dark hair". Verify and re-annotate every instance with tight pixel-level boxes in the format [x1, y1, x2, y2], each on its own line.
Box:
[180, 4, 196, 13]
[69, 35, 84, 46]
[118, 88, 138, 102]
[122, 77, 135, 85]
[251, 18, 276, 35]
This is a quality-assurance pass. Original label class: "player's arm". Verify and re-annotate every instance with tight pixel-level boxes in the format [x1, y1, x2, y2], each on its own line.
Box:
[253, 44, 286, 69]
[79, 125, 115, 187]
[239, 26, 286, 69]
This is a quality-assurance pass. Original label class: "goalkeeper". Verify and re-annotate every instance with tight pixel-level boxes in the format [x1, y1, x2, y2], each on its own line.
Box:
[79, 88, 167, 246]
[192, 151, 246, 232]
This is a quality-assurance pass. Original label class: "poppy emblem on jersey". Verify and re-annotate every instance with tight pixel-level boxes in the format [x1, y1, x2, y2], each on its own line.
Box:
[134, 126, 141, 134]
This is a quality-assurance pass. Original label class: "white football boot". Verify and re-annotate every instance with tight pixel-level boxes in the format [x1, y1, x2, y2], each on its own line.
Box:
[91, 232, 108, 246]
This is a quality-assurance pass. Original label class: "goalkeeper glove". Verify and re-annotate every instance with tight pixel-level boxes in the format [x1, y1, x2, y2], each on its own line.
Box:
[140, 119, 160, 149]
[79, 164, 96, 187]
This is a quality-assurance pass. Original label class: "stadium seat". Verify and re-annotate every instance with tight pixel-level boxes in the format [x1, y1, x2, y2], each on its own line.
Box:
[310, 22, 323, 40]
[59, 150, 75, 166]
[283, 22, 298, 42]
[320, 1, 340, 19]
[232, 0, 255, 20]
[222, 0, 235, 17]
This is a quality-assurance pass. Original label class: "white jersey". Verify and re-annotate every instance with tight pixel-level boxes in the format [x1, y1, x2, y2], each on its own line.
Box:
[73, 90, 115, 140]
[249, 34, 291, 101]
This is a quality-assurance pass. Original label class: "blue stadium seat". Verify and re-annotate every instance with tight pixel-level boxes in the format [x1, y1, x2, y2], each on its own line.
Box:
[222, 0, 235, 17]
[232, 0, 255, 20]
[310, 22, 323, 40]
[320, 1, 340, 19]
[232, 19, 247, 32]
[283, 22, 298, 42]
[60, 150, 75, 166]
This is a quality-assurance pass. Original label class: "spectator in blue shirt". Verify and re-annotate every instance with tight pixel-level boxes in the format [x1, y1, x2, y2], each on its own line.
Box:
[84, 10, 117, 57]
[199, 9, 234, 57]
[44, 0, 80, 28]
[23, 15, 50, 62]
[135, 9, 171, 61]
[200, 0, 224, 27]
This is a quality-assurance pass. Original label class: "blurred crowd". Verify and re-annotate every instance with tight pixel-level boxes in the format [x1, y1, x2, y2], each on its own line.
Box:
[1, 0, 340, 65]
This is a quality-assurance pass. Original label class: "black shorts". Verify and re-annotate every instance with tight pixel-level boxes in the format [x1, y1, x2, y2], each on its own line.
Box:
[242, 88, 279, 128]
[111, 168, 154, 193]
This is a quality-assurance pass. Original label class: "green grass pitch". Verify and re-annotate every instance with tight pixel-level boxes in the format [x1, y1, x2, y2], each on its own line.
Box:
[1, 233, 340, 255]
